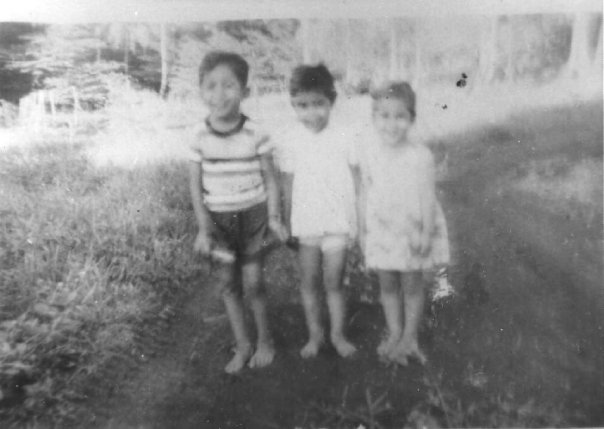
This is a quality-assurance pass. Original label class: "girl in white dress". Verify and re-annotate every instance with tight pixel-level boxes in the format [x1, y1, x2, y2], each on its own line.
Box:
[355, 82, 450, 365]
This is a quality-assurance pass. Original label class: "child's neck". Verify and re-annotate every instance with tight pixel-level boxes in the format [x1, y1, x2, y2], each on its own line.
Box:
[208, 112, 244, 134]
[382, 137, 411, 151]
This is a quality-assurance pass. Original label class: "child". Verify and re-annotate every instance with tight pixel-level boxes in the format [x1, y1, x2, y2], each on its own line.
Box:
[354, 82, 450, 366]
[280, 64, 358, 358]
[188, 51, 287, 373]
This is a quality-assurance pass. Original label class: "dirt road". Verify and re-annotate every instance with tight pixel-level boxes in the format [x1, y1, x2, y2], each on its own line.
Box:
[99, 102, 603, 428]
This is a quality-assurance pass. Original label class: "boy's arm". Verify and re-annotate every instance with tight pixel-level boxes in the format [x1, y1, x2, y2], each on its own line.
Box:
[351, 165, 366, 249]
[281, 172, 293, 235]
[188, 161, 213, 254]
[259, 153, 288, 241]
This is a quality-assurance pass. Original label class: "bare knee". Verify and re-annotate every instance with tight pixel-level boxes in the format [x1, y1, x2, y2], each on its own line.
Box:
[378, 270, 400, 296]
[243, 276, 265, 300]
[301, 269, 321, 293]
[221, 282, 243, 300]
[242, 258, 264, 299]
[322, 249, 347, 294]
[216, 264, 241, 299]
[401, 272, 425, 296]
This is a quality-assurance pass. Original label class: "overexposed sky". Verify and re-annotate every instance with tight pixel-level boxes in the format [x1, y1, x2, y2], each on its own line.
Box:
[2, 0, 602, 23]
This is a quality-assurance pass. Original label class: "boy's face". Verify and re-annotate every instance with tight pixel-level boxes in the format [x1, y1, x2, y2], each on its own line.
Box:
[372, 98, 413, 146]
[291, 91, 333, 133]
[200, 64, 247, 121]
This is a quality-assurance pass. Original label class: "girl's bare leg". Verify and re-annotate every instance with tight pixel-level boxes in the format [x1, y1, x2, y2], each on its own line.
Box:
[220, 262, 253, 373]
[393, 271, 427, 366]
[323, 248, 356, 357]
[299, 245, 324, 358]
[242, 257, 275, 369]
[376, 270, 403, 358]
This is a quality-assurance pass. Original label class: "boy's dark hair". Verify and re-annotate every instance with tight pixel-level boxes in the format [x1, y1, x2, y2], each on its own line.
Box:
[289, 64, 337, 103]
[199, 51, 249, 88]
[371, 81, 416, 121]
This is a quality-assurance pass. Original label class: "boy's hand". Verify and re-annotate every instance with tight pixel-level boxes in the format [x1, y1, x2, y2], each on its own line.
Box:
[358, 227, 367, 255]
[193, 231, 213, 255]
[268, 217, 289, 242]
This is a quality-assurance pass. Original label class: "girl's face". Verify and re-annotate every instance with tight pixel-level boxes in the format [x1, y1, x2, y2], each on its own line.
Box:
[372, 98, 413, 146]
[200, 64, 247, 121]
[291, 91, 333, 133]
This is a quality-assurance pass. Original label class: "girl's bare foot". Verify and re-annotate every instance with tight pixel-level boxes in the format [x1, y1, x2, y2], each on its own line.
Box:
[377, 332, 401, 358]
[249, 341, 275, 369]
[390, 338, 427, 366]
[300, 334, 324, 358]
[224, 344, 253, 374]
[331, 334, 357, 358]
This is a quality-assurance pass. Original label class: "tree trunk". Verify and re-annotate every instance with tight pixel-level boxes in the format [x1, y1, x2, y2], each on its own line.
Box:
[300, 19, 311, 63]
[344, 19, 353, 88]
[95, 24, 102, 63]
[389, 19, 399, 80]
[475, 16, 499, 87]
[591, 17, 602, 74]
[159, 23, 170, 98]
[566, 13, 598, 79]
[504, 17, 515, 83]
[413, 21, 422, 90]
[124, 27, 130, 74]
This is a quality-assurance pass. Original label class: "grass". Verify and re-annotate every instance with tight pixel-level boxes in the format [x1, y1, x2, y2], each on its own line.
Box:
[0, 79, 600, 427]
[0, 142, 199, 426]
[507, 157, 602, 226]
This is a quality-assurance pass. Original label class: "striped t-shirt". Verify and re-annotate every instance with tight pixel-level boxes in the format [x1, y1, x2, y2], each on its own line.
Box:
[188, 115, 272, 213]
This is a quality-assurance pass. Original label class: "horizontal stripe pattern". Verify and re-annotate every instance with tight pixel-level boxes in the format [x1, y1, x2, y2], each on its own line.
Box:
[189, 117, 272, 212]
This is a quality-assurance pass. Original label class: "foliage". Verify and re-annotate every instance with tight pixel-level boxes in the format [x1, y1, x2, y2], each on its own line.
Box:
[1, 14, 599, 105]
[0, 143, 198, 425]
[169, 20, 299, 100]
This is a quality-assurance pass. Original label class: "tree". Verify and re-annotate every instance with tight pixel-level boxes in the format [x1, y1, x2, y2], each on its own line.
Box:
[594, 18, 603, 74]
[565, 12, 601, 79]
[300, 19, 311, 63]
[388, 18, 399, 80]
[159, 23, 170, 98]
[475, 16, 500, 86]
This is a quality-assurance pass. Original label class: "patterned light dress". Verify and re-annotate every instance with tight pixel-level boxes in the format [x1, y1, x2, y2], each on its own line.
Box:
[355, 133, 450, 272]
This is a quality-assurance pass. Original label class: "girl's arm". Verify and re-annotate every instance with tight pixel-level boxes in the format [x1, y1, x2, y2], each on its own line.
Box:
[418, 148, 437, 256]
[351, 165, 366, 252]
[260, 153, 288, 241]
[188, 161, 213, 254]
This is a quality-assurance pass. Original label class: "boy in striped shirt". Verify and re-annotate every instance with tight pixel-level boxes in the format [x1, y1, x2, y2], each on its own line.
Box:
[188, 51, 287, 373]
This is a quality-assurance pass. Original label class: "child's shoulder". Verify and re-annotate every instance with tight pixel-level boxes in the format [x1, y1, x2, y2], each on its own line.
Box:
[408, 140, 435, 165]
[241, 115, 265, 133]
[189, 121, 208, 136]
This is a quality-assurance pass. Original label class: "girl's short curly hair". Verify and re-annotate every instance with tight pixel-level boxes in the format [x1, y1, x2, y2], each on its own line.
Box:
[371, 81, 416, 121]
[199, 51, 249, 88]
[289, 64, 337, 103]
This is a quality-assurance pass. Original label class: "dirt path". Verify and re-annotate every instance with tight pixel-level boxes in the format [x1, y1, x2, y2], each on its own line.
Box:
[97, 104, 603, 429]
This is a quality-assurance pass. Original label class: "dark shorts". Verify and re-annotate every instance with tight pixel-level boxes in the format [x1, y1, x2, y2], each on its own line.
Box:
[209, 202, 277, 263]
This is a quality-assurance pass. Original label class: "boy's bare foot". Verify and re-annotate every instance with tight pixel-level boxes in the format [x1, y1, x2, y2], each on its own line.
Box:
[377, 332, 401, 358]
[331, 334, 357, 358]
[390, 338, 427, 366]
[224, 344, 253, 374]
[248, 341, 275, 369]
[300, 335, 324, 359]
